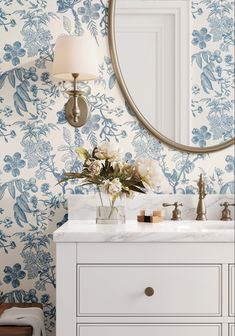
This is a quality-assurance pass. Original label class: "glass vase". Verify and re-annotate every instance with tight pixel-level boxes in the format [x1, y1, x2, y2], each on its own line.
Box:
[96, 192, 126, 224]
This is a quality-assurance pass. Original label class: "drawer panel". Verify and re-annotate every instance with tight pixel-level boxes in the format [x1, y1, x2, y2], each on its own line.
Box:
[229, 324, 235, 336]
[77, 324, 221, 336]
[229, 265, 235, 316]
[77, 243, 235, 264]
[77, 265, 221, 316]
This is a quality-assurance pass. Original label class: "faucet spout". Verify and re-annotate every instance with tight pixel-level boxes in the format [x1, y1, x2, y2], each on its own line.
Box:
[196, 174, 207, 220]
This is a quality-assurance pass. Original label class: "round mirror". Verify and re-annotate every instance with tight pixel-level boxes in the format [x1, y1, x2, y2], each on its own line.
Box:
[109, 0, 235, 153]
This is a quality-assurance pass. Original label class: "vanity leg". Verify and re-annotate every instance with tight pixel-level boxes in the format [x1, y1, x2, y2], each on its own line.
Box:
[56, 243, 77, 336]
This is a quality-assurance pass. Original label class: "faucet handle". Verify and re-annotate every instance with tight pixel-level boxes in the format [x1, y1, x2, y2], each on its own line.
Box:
[220, 202, 235, 221]
[220, 202, 235, 207]
[162, 202, 183, 221]
[162, 202, 183, 208]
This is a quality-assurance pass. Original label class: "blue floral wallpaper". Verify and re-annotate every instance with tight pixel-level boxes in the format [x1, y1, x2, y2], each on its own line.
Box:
[191, 0, 234, 147]
[0, 0, 234, 334]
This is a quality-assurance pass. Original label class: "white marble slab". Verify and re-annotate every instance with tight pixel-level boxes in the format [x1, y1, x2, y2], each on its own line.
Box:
[67, 194, 235, 221]
[53, 219, 235, 243]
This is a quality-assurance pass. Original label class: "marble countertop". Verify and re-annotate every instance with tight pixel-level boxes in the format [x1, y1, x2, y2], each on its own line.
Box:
[53, 220, 235, 243]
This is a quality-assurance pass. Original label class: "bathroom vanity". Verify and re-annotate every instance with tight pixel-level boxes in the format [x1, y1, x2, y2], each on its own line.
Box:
[53, 219, 235, 336]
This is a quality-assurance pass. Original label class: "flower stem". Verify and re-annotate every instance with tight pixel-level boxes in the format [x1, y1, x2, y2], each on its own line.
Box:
[108, 198, 116, 218]
[97, 187, 104, 206]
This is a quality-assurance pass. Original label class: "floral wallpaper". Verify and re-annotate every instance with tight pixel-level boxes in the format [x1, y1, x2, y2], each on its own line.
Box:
[0, 0, 234, 335]
[191, 0, 234, 146]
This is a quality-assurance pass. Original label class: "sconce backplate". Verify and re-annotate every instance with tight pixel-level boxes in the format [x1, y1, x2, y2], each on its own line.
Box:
[65, 95, 90, 127]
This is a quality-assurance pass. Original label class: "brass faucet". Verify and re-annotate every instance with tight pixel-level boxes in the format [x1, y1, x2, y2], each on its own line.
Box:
[196, 174, 207, 221]
[220, 202, 235, 221]
[162, 202, 183, 220]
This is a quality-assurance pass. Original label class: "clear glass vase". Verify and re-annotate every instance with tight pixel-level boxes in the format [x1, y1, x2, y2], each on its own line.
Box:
[96, 192, 126, 224]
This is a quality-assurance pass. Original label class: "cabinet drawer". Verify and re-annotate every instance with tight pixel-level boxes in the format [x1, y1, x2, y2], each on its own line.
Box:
[229, 324, 235, 336]
[77, 265, 221, 316]
[77, 324, 221, 336]
[229, 265, 235, 316]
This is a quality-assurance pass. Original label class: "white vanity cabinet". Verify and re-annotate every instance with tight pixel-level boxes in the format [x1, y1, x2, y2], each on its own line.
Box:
[53, 220, 235, 336]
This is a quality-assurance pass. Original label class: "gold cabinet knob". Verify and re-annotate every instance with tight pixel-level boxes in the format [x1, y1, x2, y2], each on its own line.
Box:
[145, 287, 154, 297]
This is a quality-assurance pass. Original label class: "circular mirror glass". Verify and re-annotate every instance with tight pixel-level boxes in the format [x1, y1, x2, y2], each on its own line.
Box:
[109, 0, 234, 153]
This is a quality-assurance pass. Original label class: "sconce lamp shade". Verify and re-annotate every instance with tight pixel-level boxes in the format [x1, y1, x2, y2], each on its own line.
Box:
[53, 35, 99, 81]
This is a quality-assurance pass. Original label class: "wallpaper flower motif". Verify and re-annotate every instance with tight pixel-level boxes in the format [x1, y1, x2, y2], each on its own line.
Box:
[3, 152, 26, 177]
[3, 41, 25, 66]
[191, 27, 211, 49]
[3, 263, 26, 288]
[0, 0, 234, 335]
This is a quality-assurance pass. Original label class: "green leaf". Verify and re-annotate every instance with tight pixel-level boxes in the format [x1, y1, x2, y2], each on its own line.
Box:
[129, 185, 146, 193]
[111, 193, 119, 204]
[64, 172, 82, 178]
[56, 177, 74, 185]
[75, 147, 89, 161]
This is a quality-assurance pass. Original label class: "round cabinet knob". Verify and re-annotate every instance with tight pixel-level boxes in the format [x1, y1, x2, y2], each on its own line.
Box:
[145, 287, 154, 297]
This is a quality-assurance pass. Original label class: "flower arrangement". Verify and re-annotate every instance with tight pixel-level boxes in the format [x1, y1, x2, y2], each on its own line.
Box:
[61, 142, 161, 208]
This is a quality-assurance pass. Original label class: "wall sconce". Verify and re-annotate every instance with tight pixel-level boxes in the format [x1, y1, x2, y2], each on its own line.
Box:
[53, 35, 98, 127]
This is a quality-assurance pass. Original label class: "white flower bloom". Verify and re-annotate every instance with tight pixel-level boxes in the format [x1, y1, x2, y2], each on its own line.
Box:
[103, 178, 122, 195]
[94, 142, 121, 162]
[88, 160, 102, 175]
[135, 158, 162, 190]
[110, 161, 121, 170]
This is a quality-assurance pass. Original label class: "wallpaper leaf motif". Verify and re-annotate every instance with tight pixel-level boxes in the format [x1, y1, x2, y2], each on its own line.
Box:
[0, 0, 234, 335]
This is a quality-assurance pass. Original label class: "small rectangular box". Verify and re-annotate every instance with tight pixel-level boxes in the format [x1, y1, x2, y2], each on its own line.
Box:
[137, 215, 164, 223]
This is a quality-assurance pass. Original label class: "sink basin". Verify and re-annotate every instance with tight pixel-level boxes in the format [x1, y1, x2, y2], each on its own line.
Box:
[202, 222, 234, 230]
[174, 220, 234, 231]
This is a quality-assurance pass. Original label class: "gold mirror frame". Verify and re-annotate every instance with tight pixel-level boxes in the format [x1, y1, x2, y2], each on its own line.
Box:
[108, 0, 235, 153]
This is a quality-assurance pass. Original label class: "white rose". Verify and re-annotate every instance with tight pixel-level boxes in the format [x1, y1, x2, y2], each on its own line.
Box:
[88, 160, 102, 175]
[103, 178, 122, 195]
[94, 142, 121, 162]
[135, 158, 162, 190]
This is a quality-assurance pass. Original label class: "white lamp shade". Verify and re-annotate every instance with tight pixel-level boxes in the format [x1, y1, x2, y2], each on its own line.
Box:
[53, 35, 99, 81]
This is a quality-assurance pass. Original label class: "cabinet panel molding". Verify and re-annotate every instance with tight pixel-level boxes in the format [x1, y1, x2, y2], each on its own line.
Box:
[77, 324, 222, 336]
[229, 324, 235, 336]
[77, 265, 221, 316]
[229, 265, 235, 316]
